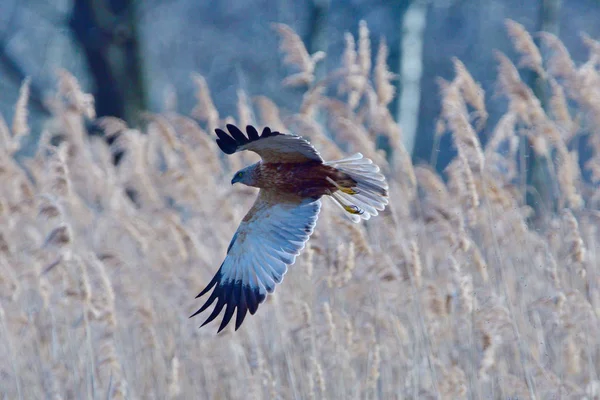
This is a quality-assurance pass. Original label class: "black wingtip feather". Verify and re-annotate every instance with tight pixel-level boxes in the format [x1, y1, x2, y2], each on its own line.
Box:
[190, 295, 213, 318]
[201, 295, 227, 328]
[217, 280, 241, 332]
[215, 128, 236, 145]
[190, 268, 223, 318]
[218, 302, 236, 333]
[214, 124, 281, 155]
[193, 277, 267, 332]
[195, 268, 222, 299]
[216, 139, 235, 154]
[261, 127, 273, 137]
[246, 125, 260, 140]
[250, 291, 267, 315]
[215, 128, 237, 154]
[235, 290, 248, 330]
[226, 124, 249, 144]
[245, 285, 258, 315]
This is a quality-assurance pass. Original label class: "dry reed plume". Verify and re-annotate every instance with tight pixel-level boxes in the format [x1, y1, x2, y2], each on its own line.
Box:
[0, 20, 599, 399]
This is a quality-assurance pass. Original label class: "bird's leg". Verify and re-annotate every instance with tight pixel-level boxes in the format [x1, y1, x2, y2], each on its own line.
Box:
[343, 205, 363, 215]
[328, 189, 364, 215]
[325, 177, 359, 195]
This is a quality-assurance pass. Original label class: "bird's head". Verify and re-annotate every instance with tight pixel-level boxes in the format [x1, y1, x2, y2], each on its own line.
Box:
[231, 164, 257, 186]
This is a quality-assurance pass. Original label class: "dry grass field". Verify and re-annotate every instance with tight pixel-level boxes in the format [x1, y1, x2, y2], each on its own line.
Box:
[1, 20, 599, 399]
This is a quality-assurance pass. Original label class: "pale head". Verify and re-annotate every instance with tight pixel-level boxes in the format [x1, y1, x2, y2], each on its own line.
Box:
[231, 163, 259, 186]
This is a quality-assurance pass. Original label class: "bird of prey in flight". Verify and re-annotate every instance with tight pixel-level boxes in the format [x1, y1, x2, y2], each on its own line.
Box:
[191, 124, 388, 332]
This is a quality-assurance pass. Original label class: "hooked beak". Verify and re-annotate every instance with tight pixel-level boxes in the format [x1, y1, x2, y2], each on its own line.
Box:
[231, 176, 239, 185]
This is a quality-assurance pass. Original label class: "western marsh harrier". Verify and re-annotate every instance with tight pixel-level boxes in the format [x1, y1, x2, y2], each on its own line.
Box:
[191, 124, 388, 332]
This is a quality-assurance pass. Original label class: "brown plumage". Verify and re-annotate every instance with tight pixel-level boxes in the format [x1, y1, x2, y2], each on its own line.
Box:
[192, 124, 389, 332]
[254, 162, 356, 198]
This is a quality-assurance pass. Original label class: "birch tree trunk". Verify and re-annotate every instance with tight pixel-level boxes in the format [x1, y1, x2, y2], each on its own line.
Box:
[397, 1, 427, 158]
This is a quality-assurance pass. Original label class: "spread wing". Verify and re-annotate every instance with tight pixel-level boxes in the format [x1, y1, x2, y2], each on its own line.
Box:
[191, 191, 321, 332]
[215, 124, 323, 163]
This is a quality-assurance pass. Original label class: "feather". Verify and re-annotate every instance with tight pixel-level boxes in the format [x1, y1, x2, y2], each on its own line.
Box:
[226, 124, 250, 144]
[192, 192, 321, 331]
[246, 125, 260, 140]
[214, 124, 323, 163]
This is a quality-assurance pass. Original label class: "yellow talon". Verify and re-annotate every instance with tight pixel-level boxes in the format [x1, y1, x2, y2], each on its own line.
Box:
[340, 187, 359, 195]
[343, 205, 364, 215]
[325, 176, 359, 195]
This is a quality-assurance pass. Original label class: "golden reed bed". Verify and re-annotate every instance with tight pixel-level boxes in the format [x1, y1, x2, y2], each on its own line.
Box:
[0, 20, 599, 399]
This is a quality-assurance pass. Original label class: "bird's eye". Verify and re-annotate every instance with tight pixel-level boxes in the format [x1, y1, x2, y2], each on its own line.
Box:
[237, 172, 243, 178]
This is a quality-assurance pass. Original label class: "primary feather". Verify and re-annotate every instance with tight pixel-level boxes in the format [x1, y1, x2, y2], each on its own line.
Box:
[215, 124, 323, 162]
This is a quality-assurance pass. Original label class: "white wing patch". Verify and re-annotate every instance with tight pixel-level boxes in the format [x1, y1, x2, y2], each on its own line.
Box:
[192, 197, 321, 332]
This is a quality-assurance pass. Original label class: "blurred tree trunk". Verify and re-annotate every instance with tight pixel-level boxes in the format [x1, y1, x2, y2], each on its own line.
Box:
[396, 0, 424, 158]
[307, 0, 330, 83]
[527, 0, 562, 213]
[69, 0, 147, 126]
[304, 0, 330, 135]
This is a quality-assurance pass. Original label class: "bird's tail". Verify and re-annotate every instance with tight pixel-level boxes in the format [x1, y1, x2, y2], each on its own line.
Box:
[325, 153, 389, 223]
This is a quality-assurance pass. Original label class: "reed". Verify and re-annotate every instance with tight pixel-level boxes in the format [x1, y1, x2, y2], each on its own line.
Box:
[0, 19, 598, 399]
